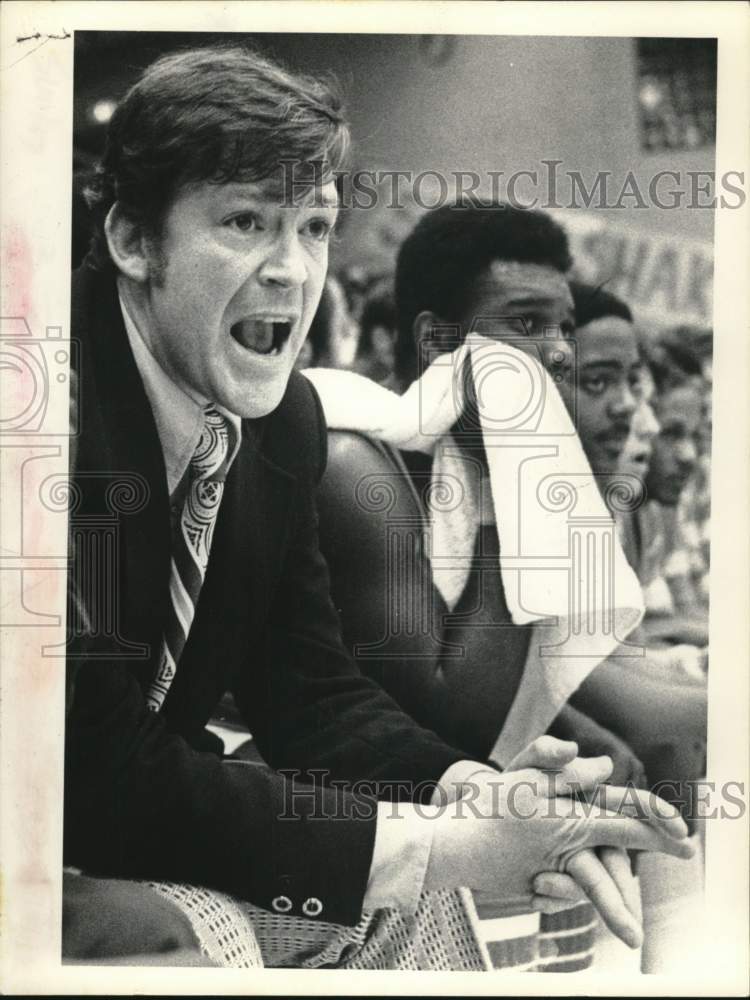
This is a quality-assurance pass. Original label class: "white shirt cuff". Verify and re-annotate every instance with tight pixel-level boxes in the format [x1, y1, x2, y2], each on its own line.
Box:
[363, 799, 437, 914]
[362, 761, 484, 914]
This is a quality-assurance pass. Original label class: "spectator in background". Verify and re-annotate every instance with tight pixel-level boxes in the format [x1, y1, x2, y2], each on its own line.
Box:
[653, 326, 713, 610]
[617, 350, 661, 502]
[292, 278, 332, 369]
[294, 274, 359, 370]
[645, 362, 702, 506]
[337, 263, 372, 324]
[617, 356, 664, 604]
[326, 273, 360, 366]
[350, 279, 397, 384]
[644, 342, 709, 621]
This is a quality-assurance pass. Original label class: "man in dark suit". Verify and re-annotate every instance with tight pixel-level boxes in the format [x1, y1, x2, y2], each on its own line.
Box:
[65, 43, 693, 967]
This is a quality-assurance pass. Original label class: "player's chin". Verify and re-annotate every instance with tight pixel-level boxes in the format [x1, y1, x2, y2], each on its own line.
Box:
[592, 451, 618, 479]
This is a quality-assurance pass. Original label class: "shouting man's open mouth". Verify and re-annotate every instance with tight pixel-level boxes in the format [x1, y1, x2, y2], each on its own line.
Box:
[230, 317, 294, 356]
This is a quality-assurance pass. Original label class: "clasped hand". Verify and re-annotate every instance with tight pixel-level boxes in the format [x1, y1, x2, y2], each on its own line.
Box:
[425, 735, 694, 948]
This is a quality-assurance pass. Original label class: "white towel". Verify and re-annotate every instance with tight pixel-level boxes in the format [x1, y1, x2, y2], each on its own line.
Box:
[304, 336, 643, 764]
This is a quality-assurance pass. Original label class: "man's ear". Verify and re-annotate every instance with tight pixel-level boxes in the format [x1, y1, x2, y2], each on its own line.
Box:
[413, 310, 462, 364]
[104, 203, 150, 283]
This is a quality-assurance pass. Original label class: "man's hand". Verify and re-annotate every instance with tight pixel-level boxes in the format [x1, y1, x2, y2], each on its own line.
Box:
[424, 736, 693, 948]
[549, 705, 648, 788]
[588, 727, 648, 789]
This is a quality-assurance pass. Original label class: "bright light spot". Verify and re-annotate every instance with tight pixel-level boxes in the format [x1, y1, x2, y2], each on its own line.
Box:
[91, 100, 116, 124]
[639, 81, 663, 111]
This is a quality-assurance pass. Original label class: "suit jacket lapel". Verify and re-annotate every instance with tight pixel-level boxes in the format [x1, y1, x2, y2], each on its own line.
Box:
[219, 425, 296, 631]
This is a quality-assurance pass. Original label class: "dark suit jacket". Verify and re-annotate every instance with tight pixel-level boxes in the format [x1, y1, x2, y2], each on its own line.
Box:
[64, 265, 465, 927]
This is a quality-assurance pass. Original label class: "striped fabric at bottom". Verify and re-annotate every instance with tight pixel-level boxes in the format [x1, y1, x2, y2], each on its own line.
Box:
[538, 903, 597, 971]
[466, 893, 597, 972]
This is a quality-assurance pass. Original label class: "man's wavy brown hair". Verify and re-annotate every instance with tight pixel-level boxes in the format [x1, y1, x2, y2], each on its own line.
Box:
[84, 44, 350, 271]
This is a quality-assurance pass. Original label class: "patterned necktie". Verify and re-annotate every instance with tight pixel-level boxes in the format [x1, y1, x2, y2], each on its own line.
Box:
[146, 406, 233, 712]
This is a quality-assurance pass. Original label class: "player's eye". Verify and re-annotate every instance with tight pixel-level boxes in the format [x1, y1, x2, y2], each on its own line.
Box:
[661, 423, 683, 440]
[581, 374, 607, 396]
